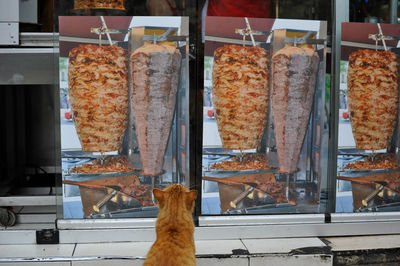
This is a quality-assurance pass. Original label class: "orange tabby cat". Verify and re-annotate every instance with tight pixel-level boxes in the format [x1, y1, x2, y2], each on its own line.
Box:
[143, 184, 197, 266]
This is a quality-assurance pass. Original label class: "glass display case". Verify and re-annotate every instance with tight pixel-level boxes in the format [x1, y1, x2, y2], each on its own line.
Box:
[201, 16, 328, 215]
[336, 22, 400, 213]
[58, 16, 189, 219]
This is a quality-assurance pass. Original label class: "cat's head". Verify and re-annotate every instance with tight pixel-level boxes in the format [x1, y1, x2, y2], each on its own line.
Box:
[153, 184, 197, 212]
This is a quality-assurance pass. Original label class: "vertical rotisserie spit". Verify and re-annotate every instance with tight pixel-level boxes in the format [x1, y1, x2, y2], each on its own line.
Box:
[347, 49, 398, 151]
[68, 44, 129, 153]
[130, 43, 181, 176]
[212, 44, 269, 150]
[271, 46, 319, 173]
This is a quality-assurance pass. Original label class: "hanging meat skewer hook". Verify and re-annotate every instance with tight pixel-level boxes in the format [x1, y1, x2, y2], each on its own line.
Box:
[377, 23, 387, 51]
[367, 24, 400, 51]
[244, 17, 256, 46]
[100, 16, 114, 46]
[234, 21, 269, 46]
[91, 18, 126, 46]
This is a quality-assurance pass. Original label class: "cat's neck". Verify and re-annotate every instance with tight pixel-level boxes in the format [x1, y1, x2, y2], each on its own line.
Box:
[155, 215, 194, 236]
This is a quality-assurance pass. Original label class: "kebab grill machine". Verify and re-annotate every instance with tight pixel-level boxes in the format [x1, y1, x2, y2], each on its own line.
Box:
[337, 24, 400, 212]
[202, 20, 328, 214]
[62, 20, 190, 218]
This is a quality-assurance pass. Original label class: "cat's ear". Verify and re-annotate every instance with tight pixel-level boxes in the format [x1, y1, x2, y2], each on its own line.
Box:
[185, 190, 197, 209]
[153, 189, 165, 204]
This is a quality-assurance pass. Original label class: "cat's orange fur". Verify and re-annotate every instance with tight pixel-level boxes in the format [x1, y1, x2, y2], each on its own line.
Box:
[143, 184, 197, 266]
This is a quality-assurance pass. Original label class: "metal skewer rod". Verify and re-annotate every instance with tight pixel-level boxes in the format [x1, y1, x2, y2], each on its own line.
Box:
[370, 151, 376, 163]
[100, 16, 113, 46]
[93, 186, 121, 213]
[99, 154, 105, 166]
[244, 17, 256, 46]
[286, 174, 290, 200]
[230, 184, 254, 209]
[238, 150, 244, 163]
[362, 184, 385, 207]
[377, 23, 387, 51]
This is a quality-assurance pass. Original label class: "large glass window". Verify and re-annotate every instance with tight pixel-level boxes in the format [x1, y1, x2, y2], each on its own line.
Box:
[58, 16, 190, 219]
[201, 16, 329, 215]
[336, 22, 400, 213]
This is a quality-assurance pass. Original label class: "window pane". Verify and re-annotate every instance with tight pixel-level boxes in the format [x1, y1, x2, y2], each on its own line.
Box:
[201, 16, 329, 215]
[337, 22, 400, 213]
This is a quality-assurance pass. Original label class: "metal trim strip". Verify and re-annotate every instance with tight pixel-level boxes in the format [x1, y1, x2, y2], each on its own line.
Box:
[198, 214, 325, 226]
[331, 212, 400, 223]
[57, 212, 400, 229]
[57, 218, 156, 229]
